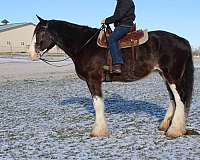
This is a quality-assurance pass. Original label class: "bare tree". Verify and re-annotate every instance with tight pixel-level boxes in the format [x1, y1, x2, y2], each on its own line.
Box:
[193, 47, 200, 57]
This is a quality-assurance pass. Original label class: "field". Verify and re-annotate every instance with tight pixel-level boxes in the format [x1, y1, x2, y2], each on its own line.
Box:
[0, 57, 200, 159]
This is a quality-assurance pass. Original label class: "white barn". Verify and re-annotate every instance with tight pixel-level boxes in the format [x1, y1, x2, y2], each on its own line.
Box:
[0, 22, 63, 54]
[0, 23, 35, 53]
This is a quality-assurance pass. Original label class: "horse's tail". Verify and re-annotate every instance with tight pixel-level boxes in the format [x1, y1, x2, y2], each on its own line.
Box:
[182, 42, 194, 115]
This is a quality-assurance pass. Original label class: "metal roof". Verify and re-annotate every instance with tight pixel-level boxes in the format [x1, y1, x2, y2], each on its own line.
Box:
[0, 23, 35, 33]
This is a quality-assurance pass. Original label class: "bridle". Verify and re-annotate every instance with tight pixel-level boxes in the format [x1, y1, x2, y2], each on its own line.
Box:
[37, 25, 106, 67]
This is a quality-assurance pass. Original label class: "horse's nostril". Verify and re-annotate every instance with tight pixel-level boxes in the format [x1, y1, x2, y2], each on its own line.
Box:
[35, 45, 41, 53]
[35, 48, 39, 53]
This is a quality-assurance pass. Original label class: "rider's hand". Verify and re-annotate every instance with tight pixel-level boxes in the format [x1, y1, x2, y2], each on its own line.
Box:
[101, 19, 106, 24]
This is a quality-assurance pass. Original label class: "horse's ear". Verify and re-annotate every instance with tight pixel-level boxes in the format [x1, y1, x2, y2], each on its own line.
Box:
[36, 15, 45, 22]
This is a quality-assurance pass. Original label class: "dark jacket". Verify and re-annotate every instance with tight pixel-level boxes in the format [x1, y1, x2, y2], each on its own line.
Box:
[105, 0, 135, 27]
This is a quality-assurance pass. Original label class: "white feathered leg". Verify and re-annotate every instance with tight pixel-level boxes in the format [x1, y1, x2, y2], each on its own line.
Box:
[90, 96, 110, 137]
[160, 100, 175, 132]
[166, 84, 186, 138]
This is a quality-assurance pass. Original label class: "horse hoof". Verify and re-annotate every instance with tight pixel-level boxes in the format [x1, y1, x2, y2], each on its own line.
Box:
[90, 128, 110, 137]
[159, 123, 169, 132]
[185, 129, 200, 135]
[165, 127, 186, 138]
[159, 121, 170, 132]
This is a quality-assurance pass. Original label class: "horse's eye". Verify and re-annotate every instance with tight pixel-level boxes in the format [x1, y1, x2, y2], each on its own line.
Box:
[40, 41, 43, 46]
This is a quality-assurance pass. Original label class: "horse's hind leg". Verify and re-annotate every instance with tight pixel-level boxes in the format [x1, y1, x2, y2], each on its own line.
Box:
[161, 58, 193, 137]
[159, 82, 175, 132]
[165, 83, 187, 137]
[159, 70, 187, 138]
[158, 41, 194, 138]
[87, 79, 110, 137]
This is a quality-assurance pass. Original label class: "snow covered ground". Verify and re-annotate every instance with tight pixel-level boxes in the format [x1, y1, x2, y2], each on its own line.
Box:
[0, 57, 200, 159]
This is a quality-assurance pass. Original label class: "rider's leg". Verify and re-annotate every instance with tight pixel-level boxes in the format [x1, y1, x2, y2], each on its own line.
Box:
[108, 26, 129, 72]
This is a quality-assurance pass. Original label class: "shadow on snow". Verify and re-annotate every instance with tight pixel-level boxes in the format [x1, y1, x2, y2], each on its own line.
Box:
[60, 93, 166, 119]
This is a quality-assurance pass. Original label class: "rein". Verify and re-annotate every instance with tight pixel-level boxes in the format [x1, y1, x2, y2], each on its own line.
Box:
[76, 26, 104, 52]
[39, 26, 104, 67]
[38, 48, 71, 67]
[39, 56, 71, 67]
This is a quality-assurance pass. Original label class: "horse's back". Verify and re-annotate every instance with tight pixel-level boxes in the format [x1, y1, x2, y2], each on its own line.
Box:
[113, 30, 192, 81]
[149, 30, 191, 51]
[147, 30, 192, 67]
[148, 30, 193, 83]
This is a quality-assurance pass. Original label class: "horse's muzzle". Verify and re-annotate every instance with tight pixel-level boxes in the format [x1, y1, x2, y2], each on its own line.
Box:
[28, 35, 39, 60]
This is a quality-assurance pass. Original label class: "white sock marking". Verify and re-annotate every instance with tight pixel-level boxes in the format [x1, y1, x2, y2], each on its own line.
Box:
[165, 100, 175, 120]
[93, 96, 106, 125]
[169, 84, 186, 133]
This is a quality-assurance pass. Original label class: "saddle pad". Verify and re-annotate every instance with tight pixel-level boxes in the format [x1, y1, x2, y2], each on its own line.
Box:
[97, 29, 149, 49]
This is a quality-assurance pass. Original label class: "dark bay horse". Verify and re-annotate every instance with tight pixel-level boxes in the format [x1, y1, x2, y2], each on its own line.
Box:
[29, 16, 194, 138]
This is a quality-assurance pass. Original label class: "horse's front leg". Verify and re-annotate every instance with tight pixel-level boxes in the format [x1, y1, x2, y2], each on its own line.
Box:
[87, 79, 110, 137]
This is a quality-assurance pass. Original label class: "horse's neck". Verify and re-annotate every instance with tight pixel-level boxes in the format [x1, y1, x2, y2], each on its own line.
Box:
[51, 23, 95, 59]
[52, 30, 78, 58]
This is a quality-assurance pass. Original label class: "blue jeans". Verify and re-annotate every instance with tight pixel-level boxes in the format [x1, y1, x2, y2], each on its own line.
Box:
[108, 26, 130, 65]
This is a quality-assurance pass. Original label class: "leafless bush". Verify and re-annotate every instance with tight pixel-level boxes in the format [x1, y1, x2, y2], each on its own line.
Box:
[193, 47, 200, 57]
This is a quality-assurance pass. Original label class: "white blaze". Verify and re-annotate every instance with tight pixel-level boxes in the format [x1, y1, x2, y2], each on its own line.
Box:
[28, 35, 39, 61]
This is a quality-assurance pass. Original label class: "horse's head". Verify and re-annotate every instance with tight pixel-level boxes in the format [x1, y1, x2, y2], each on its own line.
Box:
[29, 16, 56, 60]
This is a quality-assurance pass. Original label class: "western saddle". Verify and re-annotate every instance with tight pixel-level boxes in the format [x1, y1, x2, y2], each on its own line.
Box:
[97, 24, 148, 79]
[97, 24, 148, 49]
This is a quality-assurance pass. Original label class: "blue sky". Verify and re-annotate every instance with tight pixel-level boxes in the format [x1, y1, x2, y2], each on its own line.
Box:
[0, 0, 200, 48]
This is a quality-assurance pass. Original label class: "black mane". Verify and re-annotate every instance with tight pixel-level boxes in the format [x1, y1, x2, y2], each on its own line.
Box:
[49, 20, 97, 33]
[46, 20, 99, 55]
